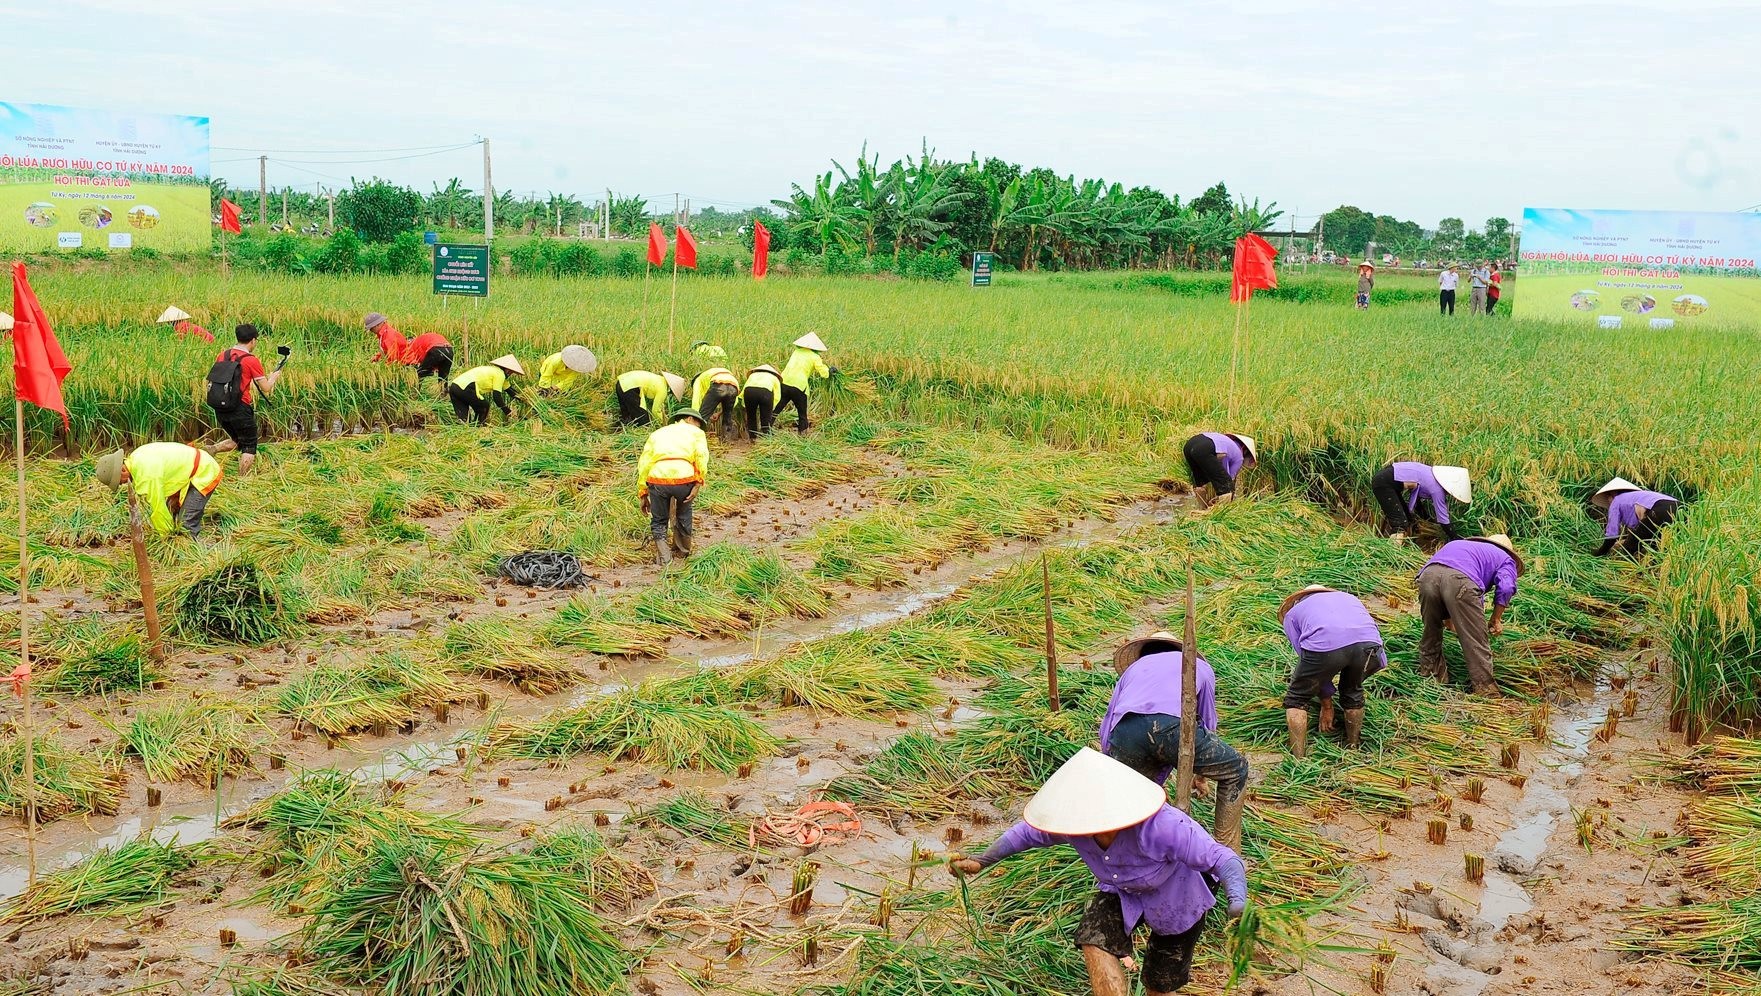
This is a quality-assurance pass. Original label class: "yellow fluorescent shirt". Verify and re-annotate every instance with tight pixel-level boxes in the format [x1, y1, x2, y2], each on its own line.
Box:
[617, 370, 669, 421]
[690, 367, 739, 410]
[744, 369, 780, 394]
[636, 421, 710, 495]
[537, 353, 582, 392]
[781, 347, 829, 392]
[452, 365, 508, 396]
[126, 442, 221, 535]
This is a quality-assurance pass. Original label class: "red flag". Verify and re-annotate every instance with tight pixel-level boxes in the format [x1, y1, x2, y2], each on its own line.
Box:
[1230, 233, 1279, 303]
[675, 226, 698, 270]
[10, 263, 72, 427]
[646, 222, 666, 267]
[752, 221, 771, 279]
[219, 198, 243, 235]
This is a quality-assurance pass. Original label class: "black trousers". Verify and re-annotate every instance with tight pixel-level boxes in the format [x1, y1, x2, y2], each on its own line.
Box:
[1284, 641, 1381, 709]
[214, 403, 259, 455]
[744, 386, 776, 436]
[1370, 464, 1409, 532]
[701, 383, 739, 439]
[416, 345, 453, 380]
[1627, 498, 1678, 551]
[777, 384, 810, 431]
[1440, 289, 1456, 315]
[449, 383, 506, 424]
[616, 386, 651, 427]
[1182, 434, 1233, 494]
[1485, 294, 1500, 315]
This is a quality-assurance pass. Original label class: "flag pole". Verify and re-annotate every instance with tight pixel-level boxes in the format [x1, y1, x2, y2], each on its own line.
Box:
[642, 261, 652, 337]
[15, 399, 38, 886]
[1227, 295, 1245, 422]
[667, 244, 680, 353]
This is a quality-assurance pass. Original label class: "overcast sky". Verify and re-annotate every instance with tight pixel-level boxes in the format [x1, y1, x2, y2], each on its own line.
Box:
[6, 0, 1756, 230]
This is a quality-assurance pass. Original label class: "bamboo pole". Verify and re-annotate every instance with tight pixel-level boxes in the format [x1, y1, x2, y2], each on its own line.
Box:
[667, 244, 680, 353]
[1227, 298, 1245, 422]
[642, 260, 652, 336]
[126, 491, 164, 663]
[1041, 553, 1059, 712]
[1173, 562, 1199, 813]
[15, 400, 37, 886]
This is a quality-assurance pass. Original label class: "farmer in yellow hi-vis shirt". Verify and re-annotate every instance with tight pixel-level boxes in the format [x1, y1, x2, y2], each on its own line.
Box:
[615, 369, 687, 427]
[537, 345, 597, 394]
[690, 366, 741, 441]
[449, 355, 525, 424]
[637, 409, 709, 566]
[95, 442, 224, 537]
[779, 332, 832, 432]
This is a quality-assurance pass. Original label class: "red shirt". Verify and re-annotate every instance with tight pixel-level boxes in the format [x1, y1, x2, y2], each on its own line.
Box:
[218, 347, 269, 405]
[1488, 272, 1503, 297]
[404, 332, 451, 364]
[372, 324, 408, 363]
[174, 321, 215, 343]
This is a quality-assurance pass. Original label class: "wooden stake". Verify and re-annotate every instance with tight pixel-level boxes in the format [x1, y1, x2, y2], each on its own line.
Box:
[14, 400, 37, 886]
[1174, 562, 1199, 813]
[125, 491, 164, 663]
[461, 315, 470, 370]
[667, 241, 680, 352]
[1041, 553, 1059, 712]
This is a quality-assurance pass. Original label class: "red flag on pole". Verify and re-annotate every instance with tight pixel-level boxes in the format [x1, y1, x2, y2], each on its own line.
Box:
[1230, 233, 1279, 303]
[752, 221, 771, 279]
[10, 263, 72, 427]
[675, 226, 698, 270]
[219, 198, 243, 235]
[646, 222, 666, 267]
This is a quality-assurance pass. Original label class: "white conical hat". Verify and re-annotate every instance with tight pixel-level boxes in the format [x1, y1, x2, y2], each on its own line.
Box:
[156, 306, 191, 324]
[793, 332, 827, 352]
[1592, 477, 1640, 508]
[1229, 434, 1258, 463]
[1434, 466, 1472, 504]
[560, 345, 598, 375]
[0, 312, 12, 332]
[1021, 747, 1166, 836]
[750, 364, 780, 377]
[490, 354, 526, 376]
[662, 372, 688, 399]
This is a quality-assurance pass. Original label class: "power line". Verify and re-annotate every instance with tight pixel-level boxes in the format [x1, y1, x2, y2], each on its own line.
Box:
[274, 142, 482, 166]
[212, 141, 478, 154]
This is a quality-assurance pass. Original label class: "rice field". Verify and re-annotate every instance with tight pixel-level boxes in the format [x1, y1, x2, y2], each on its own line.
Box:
[0, 261, 1755, 996]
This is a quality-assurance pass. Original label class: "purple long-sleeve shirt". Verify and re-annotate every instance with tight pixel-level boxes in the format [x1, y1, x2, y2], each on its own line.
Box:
[1605, 490, 1675, 538]
[1424, 540, 1519, 607]
[1201, 432, 1246, 480]
[1284, 590, 1388, 696]
[979, 804, 1239, 934]
[1393, 461, 1454, 525]
[1099, 651, 1217, 785]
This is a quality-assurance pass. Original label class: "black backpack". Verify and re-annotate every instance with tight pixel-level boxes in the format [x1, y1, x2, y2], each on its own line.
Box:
[206, 349, 246, 412]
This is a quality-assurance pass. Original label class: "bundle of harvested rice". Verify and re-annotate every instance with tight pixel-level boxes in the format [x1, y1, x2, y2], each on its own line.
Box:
[112, 703, 264, 783]
[444, 619, 580, 694]
[487, 684, 782, 772]
[543, 595, 670, 658]
[178, 561, 287, 644]
[0, 837, 195, 926]
[279, 651, 466, 735]
[0, 733, 125, 821]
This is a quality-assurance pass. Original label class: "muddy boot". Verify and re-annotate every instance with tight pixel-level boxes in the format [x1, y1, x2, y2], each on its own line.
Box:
[672, 530, 693, 560]
[655, 540, 672, 568]
[1342, 708, 1365, 748]
[1285, 708, 1309, 759]
[1212, 791, 1246, 854]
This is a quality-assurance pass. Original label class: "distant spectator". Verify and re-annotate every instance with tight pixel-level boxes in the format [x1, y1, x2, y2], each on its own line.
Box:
[1438, 264, 1459, 316]
[1469, 262, 1492, 314]
[1486, 263, 1503, 315]
[1356, 261, 1375, 310]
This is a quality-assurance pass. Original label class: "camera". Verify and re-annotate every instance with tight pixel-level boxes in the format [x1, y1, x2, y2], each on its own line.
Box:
[276, 345, 292, 357]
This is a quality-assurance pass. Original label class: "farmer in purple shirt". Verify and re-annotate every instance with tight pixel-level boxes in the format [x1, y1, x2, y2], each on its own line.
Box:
[1181, 431, 1257, 508]
[1279, 586, 1387, 756]
[1417, 535, 1522, 696]
[1370, 461, 1471, 541]
[1101, 632, 1250, 851]
[952, 748, 1248, 995]
[1590, 477, 1680, 556]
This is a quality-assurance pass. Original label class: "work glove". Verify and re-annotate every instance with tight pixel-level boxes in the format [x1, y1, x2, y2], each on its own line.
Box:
[1217, 856, 1248, 920]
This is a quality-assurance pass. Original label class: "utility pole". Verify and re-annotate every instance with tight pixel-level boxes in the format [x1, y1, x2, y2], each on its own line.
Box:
[325, 186, 335, 232]
[606, 188, 612, 239]
[258, 156, 267, 229]
[481, 138, 494, 244]
[281, 189, 288, 228]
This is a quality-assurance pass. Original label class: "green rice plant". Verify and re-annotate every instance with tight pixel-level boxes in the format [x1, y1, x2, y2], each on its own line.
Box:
[486, 682, 782, 772]
[543, 595, 670, 657]
[528, 828, 655, 910]
[630, 791, 754, 849]
[300, 834, 631, 996]
[725, 648, 938, 716]
[443, 618, 581, 694]
[110, 702, 266, 783]
[176, 560, 289, 645]
[0, 837, 196, 926]
[278, 650, 467, 735]
[0, 733, 125, 821]
[36, 619, 161, 695]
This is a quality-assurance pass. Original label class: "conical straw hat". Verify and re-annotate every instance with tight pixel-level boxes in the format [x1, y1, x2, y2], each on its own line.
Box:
[0, 312, 12, 332]
[1112, 630, 1183, 675]
[1022, 748, 1166, 836]
[156, 306, 191, 324]
[1591, 477, 1640, 508]
[1278, 585, 1338, 622]
[1229, 434, 1258, 463]
[490, 354, 526, 376]
[560, 345, 598, 375]
[1468, 533, 1523, 575]
[1433, 466, 1472, 504]
[793, 332, 827, 351]
[750, 364, 780, 377]
[662, 372, 688, 399]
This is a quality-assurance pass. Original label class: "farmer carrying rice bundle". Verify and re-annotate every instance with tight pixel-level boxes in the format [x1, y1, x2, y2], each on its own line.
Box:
[537, 345, 598, 394]
[448, 355, 525, 425]
[950, 748, 1248, 996]
[1417, 534, 1521, 696]
[637, 409, 709, 566]
[1181, 431, 1257, 508]
[1590, 477, 1680, 556]
[95, 443, 223, 538]
[1370, 461, 1471, 541]
[1279, 586, 1387, 757]
[615, 369, 687, 427]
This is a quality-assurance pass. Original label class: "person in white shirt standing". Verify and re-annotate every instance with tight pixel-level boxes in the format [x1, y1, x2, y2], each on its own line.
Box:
[1438, 264, 1460, 315]
[1469, 262, 1492, 314]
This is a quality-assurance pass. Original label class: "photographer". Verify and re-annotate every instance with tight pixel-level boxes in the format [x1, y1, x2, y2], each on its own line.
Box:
[205, 324, 288, 475]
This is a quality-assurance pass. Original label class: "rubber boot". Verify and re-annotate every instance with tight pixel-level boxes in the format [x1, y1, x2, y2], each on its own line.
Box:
[1212, 791, 1246, 854]
[1285, 708, 1309, 759]
[672, 529, 692, 560]
[655, 540, 672, 568]
[1343, 708, 1365, 748]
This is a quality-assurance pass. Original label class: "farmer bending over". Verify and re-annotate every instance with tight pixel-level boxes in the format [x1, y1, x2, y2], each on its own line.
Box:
[1590, 477, 1679, 556]
[743, 364, 782, 437]
[778, 332, 831, 432]
[638, 409, 709, 566]
[691, 366, 741, 441]
[1103, 632, 1250, 852]
[1370, 462, 1471, 542]
[1279, 586, 1387, 756]
[1417, 534, 1521, 696]
[96, 443, 223, 538]
[538, 345, 598, 394]
[615, 370, 686, 427]
[448, 355, 525, 425]
[951, 748, 1248, 996]
[1181, 431, 1257, 508]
